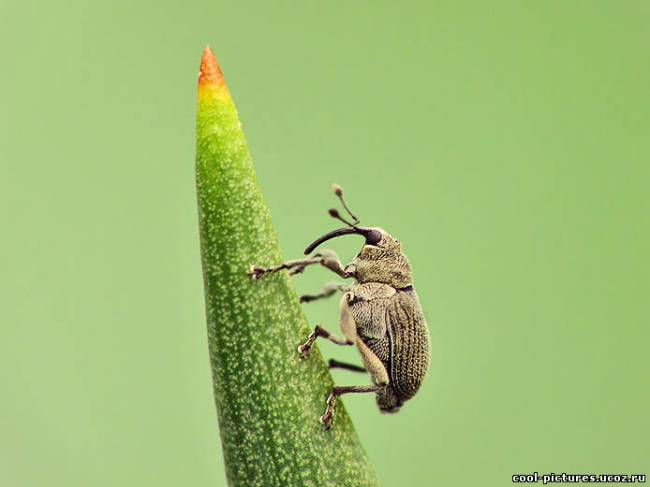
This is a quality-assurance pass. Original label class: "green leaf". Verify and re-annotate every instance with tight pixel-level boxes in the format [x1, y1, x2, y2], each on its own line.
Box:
[195, 47, 380, 487]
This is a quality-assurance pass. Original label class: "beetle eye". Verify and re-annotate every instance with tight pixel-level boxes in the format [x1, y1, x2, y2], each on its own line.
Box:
[365, 230, 382, 246]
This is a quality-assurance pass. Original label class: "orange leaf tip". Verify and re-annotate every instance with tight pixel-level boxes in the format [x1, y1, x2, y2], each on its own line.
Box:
[198, 46, 229, 100]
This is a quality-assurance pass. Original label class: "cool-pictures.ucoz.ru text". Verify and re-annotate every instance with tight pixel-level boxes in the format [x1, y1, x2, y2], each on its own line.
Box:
[512, 472, 646, 484]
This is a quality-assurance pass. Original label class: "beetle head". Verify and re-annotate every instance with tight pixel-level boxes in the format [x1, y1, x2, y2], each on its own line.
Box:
[304, 185, 412, 287]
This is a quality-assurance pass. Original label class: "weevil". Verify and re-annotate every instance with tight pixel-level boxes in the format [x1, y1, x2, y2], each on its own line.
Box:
[249, 185, 431, 429]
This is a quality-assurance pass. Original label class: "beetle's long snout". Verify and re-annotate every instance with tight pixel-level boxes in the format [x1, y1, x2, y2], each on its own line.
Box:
[304, 227, 380, 255]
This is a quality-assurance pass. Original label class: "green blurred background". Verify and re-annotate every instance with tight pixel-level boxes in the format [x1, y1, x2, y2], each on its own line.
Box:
[1, 1, 649, 485]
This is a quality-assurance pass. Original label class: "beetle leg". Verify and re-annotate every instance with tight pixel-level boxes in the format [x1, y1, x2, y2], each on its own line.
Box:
[328, 359, 366, 373]
[299, 282, 351, 303]
[248, 257, 320, 279]
[297, 325, 353, 359]
[320, 384, 386, 429]
[249, 249, 351, 280]
[356, 338, 390, 386]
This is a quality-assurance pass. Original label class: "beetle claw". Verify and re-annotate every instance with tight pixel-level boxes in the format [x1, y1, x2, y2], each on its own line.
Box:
[320, 393, 337, 429]
[297, 328, 320, 359]
[248, 265, 265, 280]
[297, 343, 311, 359]
[297, 341, 314, 360]
[320, 412, 333, 430]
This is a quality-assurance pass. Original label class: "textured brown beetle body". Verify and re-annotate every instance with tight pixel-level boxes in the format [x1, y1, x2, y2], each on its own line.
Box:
[250, 185, 431, 428]
[337, 232, 430, 412]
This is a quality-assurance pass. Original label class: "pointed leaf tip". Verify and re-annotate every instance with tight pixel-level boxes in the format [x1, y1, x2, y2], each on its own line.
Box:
[199, 45, 226, 89]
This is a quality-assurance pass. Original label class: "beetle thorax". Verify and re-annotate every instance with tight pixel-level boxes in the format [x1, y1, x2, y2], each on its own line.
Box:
[353, 229, 412, 288]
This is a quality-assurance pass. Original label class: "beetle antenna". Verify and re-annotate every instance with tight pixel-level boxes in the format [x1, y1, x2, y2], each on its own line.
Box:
[332, 184, 360, 225]
[328, 208, 360, 229]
